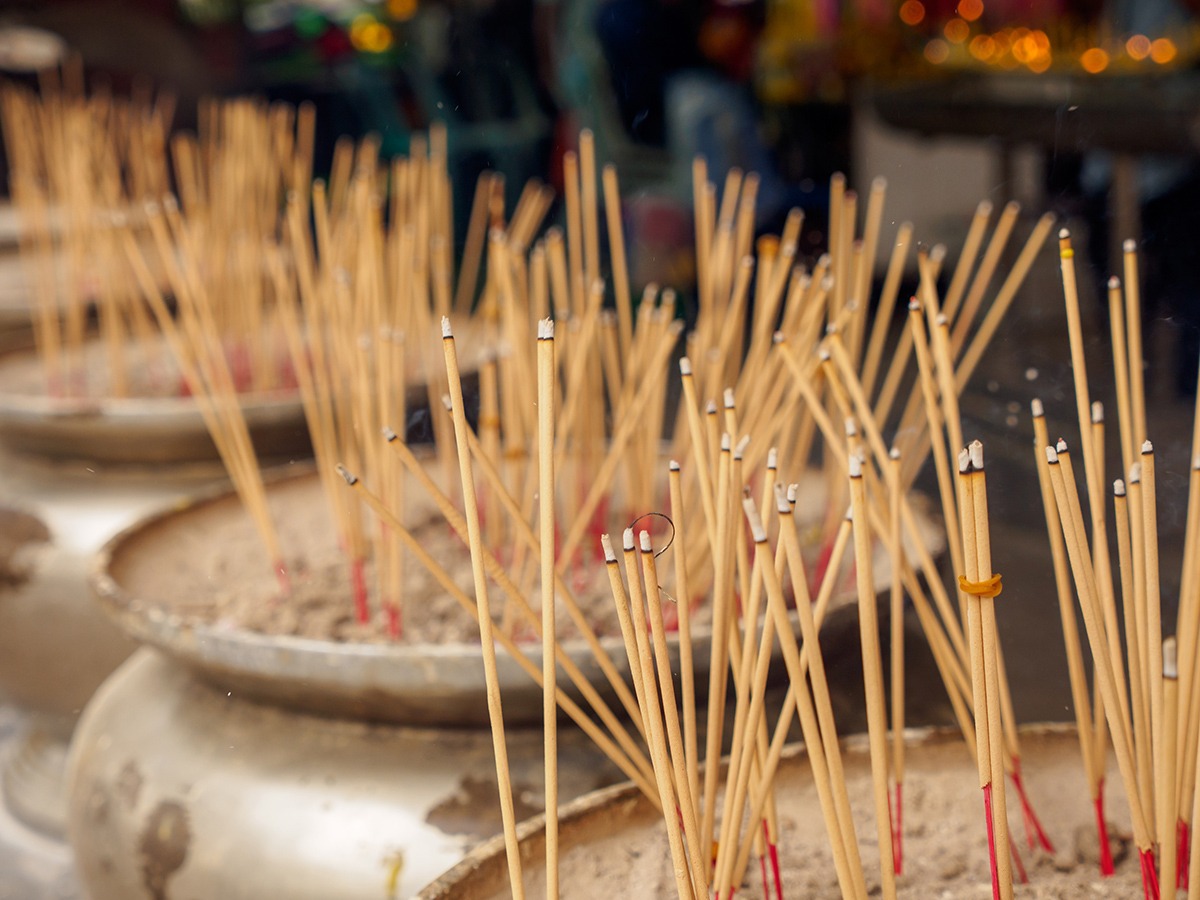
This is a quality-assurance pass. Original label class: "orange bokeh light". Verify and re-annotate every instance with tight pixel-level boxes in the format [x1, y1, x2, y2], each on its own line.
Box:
[1126, 34, 1151, 60]
[969, 34, 996, 60]
[1080, 47, 1109, 73]
[944, 18, 970, 43]
[957, 0, 984, 22]
[1151, 38, 1177, 64]
[924, 38, 951, 64]
[899, 0, 925, 26]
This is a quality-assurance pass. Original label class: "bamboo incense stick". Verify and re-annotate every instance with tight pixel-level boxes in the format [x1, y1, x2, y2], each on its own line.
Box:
[441, 317, 524, 900]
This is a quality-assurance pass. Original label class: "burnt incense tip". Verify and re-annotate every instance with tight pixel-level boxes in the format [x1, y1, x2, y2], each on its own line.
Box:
[1046, 445, 1059, 464]
[849, 454, 863, 478]
[1031, 398, 1044, 417]
[1164, 637, 1178, 679]
[382, 427, 398, 442]
[1142, 439, 1154, 454]
[773, 331, 785, 345]
[1108, 276, 1121, 289]
[844, 505, 854, 521]
[767, 447, 778, 470]
[1193, 455, 1200, 471]
[679, 356, 692, 376]
[600, 533, 617, 563]
[1091, 402, 1104, 423]
[821, 275, 835, 291]
[441, 316, 453, 338]
[441, 395, 453, 411]
[930, 244, 947, 262]
[775, 483, 790, 514]
[978, 199, 993, 215]
[969, 440, 984, 470]
[163, 195, 179, 213]
[742, 497, 767, 543]
[1129, 462, 1142, 483]
[908, 298, 920, 311]
[958, 447, 971, 474]
[788, 484, 799, 504]
[889, 447, 901, 460]
[1124, 238, 1137, 253]
[1056, 438, 1069, 453]
[1114, 479, 1126, 496]
[720, 433, 732, 451]
[723, 387, 735, 409]
[706, 400, 719, 415]
[844, 417, 858, 437]
[336, 465, 358, 485]
[622, 528, 635, 552]
[537, 318, 554, 340]
[639, 530, 653, 553]
[669, 459, 681, 472]
[1058, 227, 1071, 240]
[873, 175, 888, 191]
[818, 347, 832, 362]
[736, 435, 750, 453]
[935, 313, 949, 327]
[818, 252, 832, 268]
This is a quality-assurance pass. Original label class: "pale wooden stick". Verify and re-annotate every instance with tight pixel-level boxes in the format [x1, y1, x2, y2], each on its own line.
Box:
[441, 317, 524, 899]
[1143, 440, 1165, 859]
[667, 460, 700, 810]
[949, 200, 1020, 356]
[1123, 240, 1148, 449]
[1161, 637, 1179, 891]
[941, 200, 991, 325]
[861, 222, 913, 401]
[848, 453, 898, 899]
[889, 446, 906, 860]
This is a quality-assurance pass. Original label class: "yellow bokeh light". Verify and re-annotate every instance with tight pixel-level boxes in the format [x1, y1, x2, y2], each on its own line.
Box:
[957, 0, 984, 22]
[1028, 53, 1052, 73]
[899, 0, 925, 26]
[1126, 34, 1151, 60]
[1151, 38, 1177, 64]
[944, 18, 970, 43]
[969, 34, 996, 60]
[924, 38, 951, 64]
[1080, 47, 1109, 73]
[1031, 30, 1050, 53]
[388, 0, 418, 21]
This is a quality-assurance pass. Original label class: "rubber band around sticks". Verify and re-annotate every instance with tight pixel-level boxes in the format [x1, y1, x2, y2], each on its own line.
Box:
[958, 573, 1003, 599]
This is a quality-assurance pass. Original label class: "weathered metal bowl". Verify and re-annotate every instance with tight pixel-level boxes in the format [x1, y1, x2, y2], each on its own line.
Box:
[418, 724, 1130, 899]
[66, 648, 627, 900]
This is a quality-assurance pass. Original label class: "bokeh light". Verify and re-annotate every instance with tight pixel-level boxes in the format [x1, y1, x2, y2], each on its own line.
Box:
[1080, 47, 1109, 73]
[1151, 38, 1178, 64]
[899, 1, 925, 26]
[944, 18, 970, 44]
[1126, 34, 1151, 60]
[924, 38, 950, 64]
[956, 0, 984, 23]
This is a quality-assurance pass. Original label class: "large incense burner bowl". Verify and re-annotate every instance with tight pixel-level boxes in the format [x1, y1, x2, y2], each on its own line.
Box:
[418, 725, 1138, 899]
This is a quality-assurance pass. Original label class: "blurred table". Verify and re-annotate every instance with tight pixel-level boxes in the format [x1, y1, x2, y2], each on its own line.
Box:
[871, 71, 1200, 266]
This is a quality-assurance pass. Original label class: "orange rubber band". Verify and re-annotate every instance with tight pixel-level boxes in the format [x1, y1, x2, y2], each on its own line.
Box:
[958, 573, 1003, 599]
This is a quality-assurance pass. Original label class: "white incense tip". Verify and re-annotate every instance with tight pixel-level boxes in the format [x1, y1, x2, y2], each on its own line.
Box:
[601, 534, 617, 563]
[679, 357, 692, 376]
[767, 447, 778, 470]
[336, 464, 357, 485]
[1124, 239, 1137, 253]
[844, 505, 854, 521]
[1193, 455, 1200, 471]
[1059, 227, 1070, 240]
[163, 195, 179, 213]
[873, 176, 888, 191]
[849, 454, 863, 478]
[639, 531, 653, 553]
[844, 417, 858, 437]
[669, 459, 680, 472]
[622, 528, 635, 551]
[958, 447, 971, 473]
[382, 427, 398, 442]
[1114, 479, 1126, 496]
[1091, 402, 1103, 423]
[1045, 445, 1059, 464]
[818, 347, 831, 362]
[773, 332, 785, 345]
[856, 448, 867, 465]
[818, 253, 831, 267]
[977, 199, 993, 215]
[787, 484, 799, 504]
[538, 318, 554, 340]
[723, 388, 735, 409]
[1031, 398, 1044, 417]
[1056, 438, 1069, 453]
[1129, 462, 1142, 483]
[441, 316, 453, 338]
[930, 244, 947, 262]
[889, 447, 901, 460]
[1142, 440, 1154, 454]
[935, 313, 948, 327]
[1108, 276, 1121, 289]
[821, 276, 835, 291]
[720, 433, 731, 451]
[1164, 637, 1178, 679]
[969, 441, 985, 470]
[775, 483, 791, 514]
[706, 401, 718, 415]
[441, 395, 453, 411]
[742, 496, 768, 543]
[734, 435, 750, 459]
[908, 298, 920, 311]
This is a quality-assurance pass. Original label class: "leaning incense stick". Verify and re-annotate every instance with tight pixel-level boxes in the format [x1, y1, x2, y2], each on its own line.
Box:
[536, 318, 558, 900]
[441, 316, 524, 900]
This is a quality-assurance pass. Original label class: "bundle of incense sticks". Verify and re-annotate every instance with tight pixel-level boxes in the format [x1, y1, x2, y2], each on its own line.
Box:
[337, 157, 1071, 897]
[1033, 229, 1200, 899]
[0, 64, 174, 396]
